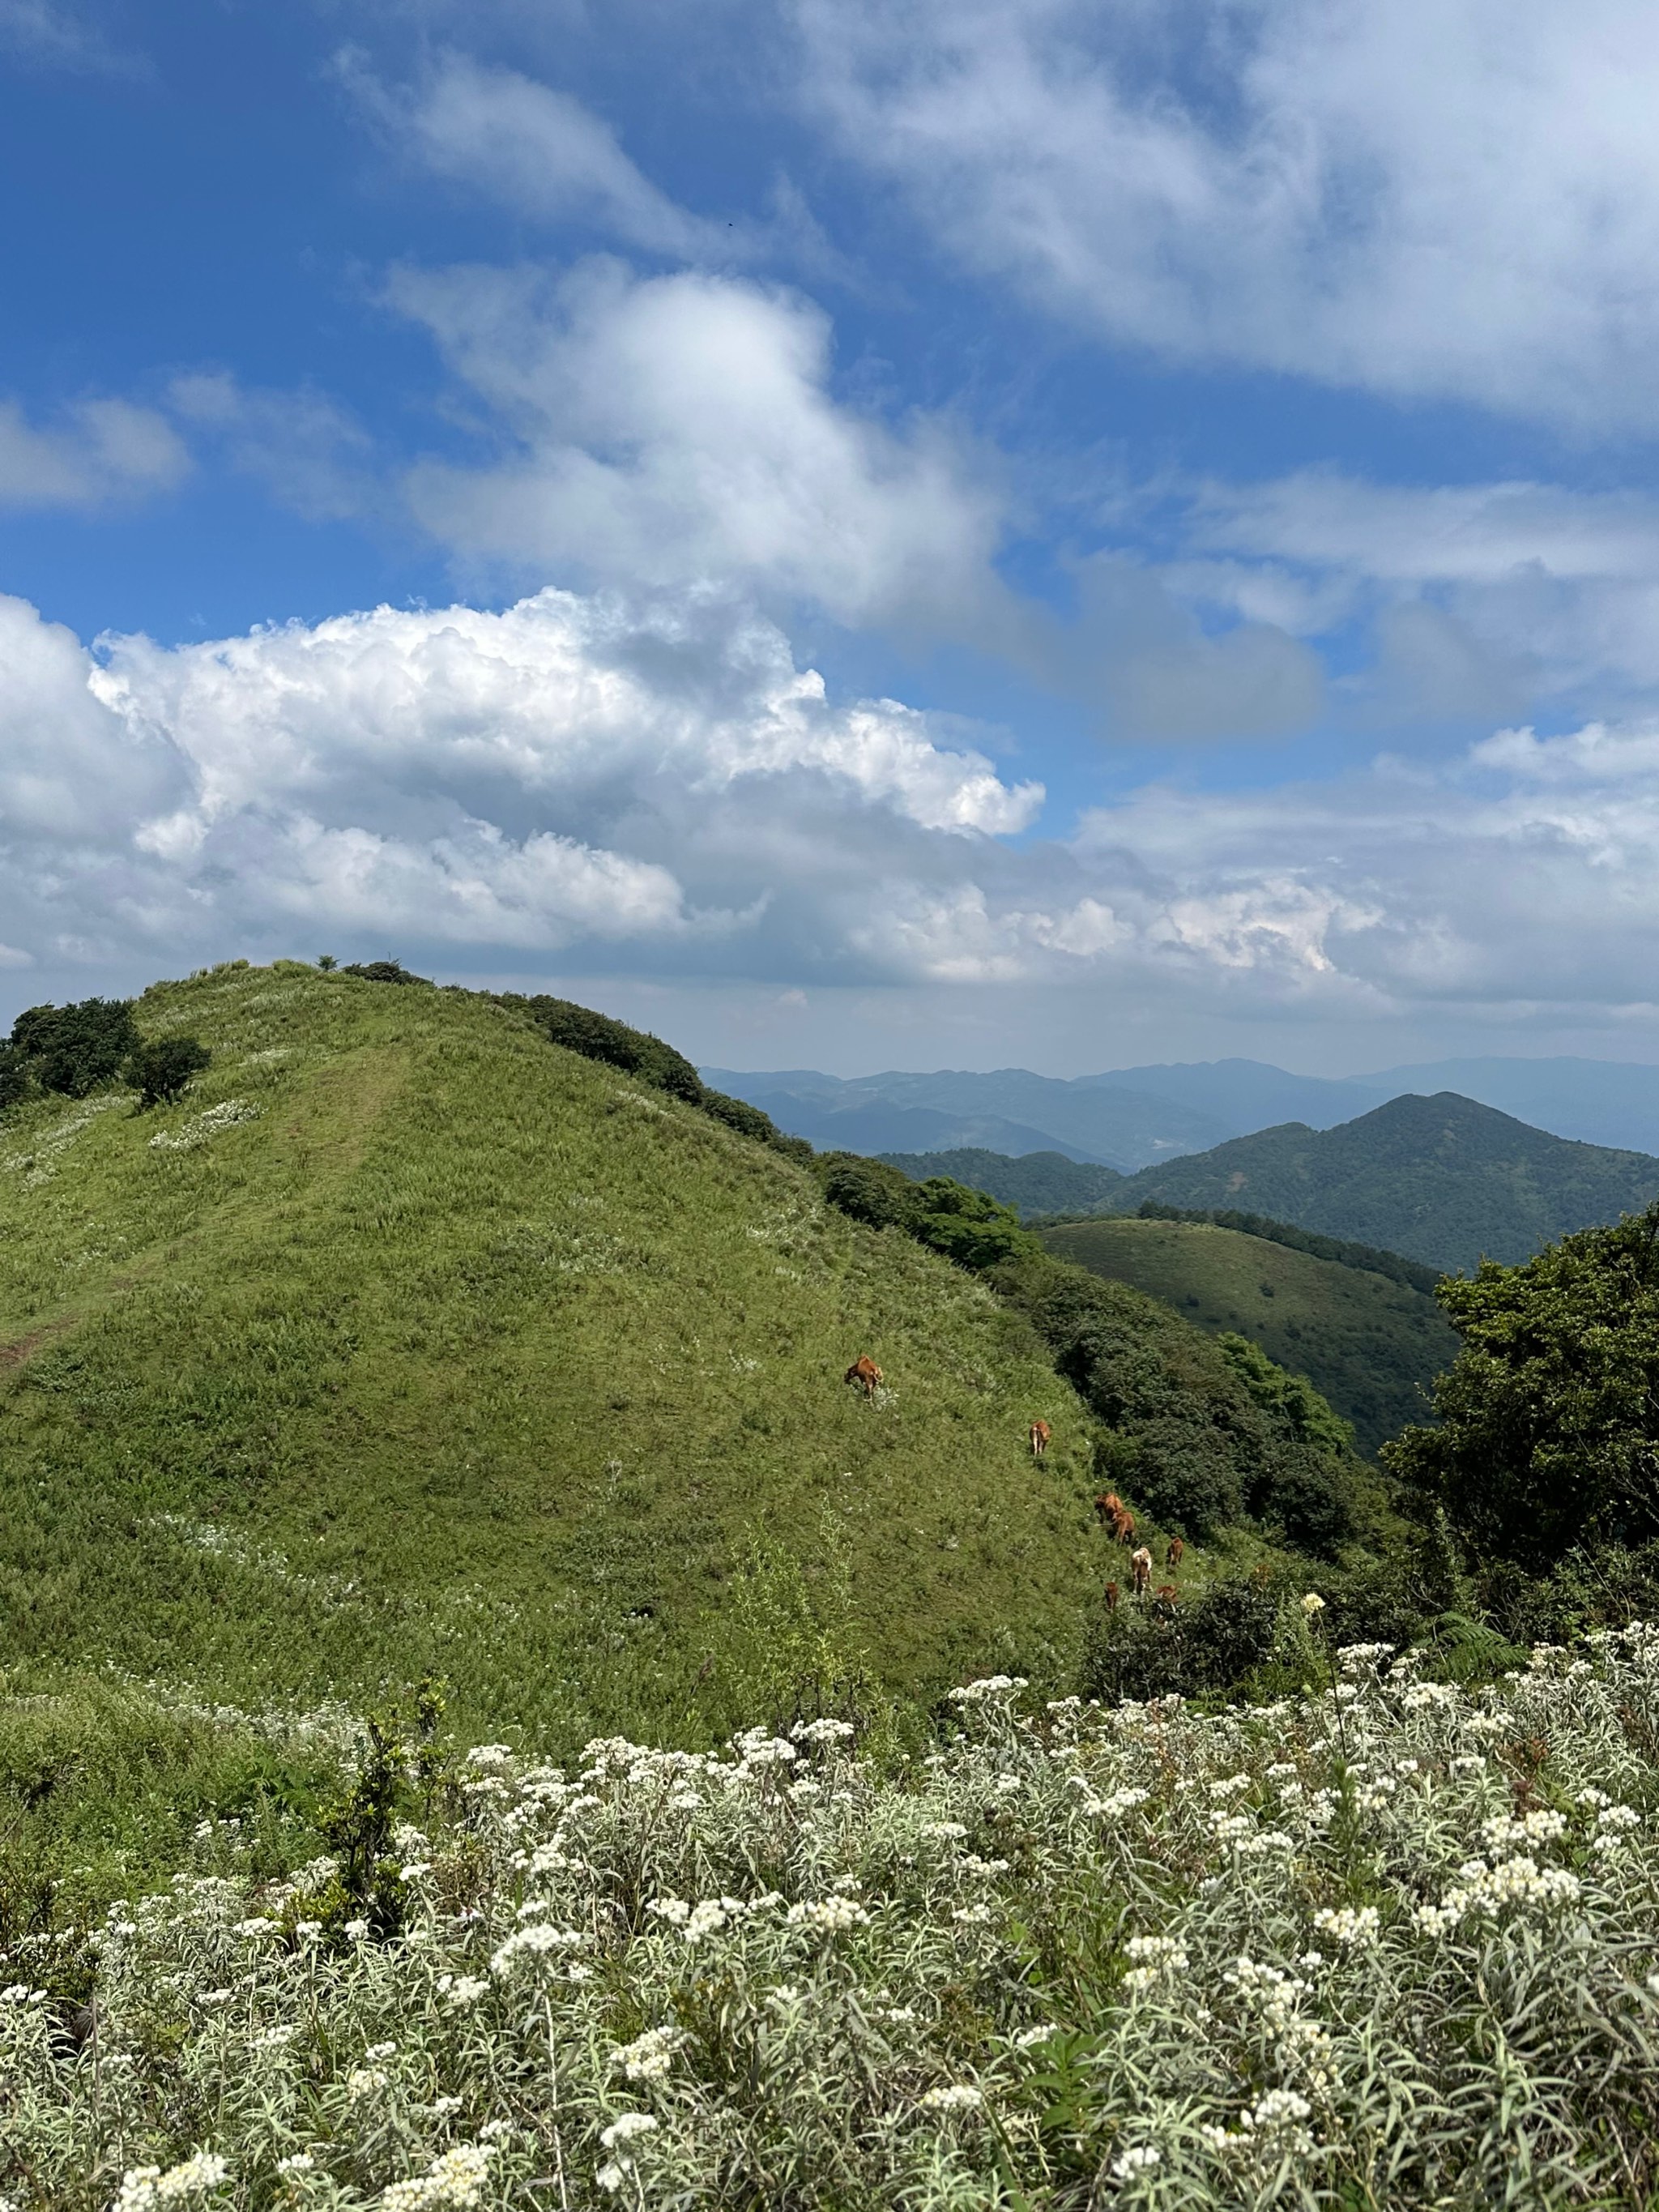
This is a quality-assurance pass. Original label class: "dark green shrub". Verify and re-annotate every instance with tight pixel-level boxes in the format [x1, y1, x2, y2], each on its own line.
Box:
[339, 960, 430, 986]
[8, 998, 139, 1098]
[519, 994, 705, 1100]
[700, 1087, 813, 1160]
[817, 1152, 919, 1231]
[910, 1179, 1034, 1270]
[126, 1036, 211, 1108]
[0, 1044, 29, 1112]
[1083, 1573, 1283, 1703]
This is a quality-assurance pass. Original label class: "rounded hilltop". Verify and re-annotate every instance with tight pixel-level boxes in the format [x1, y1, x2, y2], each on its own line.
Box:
[0, 959, 1102, 1746]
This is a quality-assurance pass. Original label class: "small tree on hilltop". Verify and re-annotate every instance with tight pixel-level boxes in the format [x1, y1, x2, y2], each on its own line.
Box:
[126, 1036, 211, 1108]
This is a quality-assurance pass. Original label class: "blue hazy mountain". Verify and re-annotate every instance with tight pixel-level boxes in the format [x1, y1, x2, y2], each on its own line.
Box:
[706, 1056, 1659, 1170]
[702, 1068, 1234, 1171]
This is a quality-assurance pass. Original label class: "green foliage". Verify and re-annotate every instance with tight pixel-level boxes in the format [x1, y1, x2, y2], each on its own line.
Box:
[813, 1150, 919, 1231]
[125, 1035, 211, 1108]
[1111, 1090, 1659, 1272]
[1385, 1201, 1659, 1566]
[311, 1681, 450, 1940]
[0, 963, 1103, 1769]
[987, 1252, 1363, 1548]
[909, 1176, 1035, 1270]
[877, 1147, 1124, 1218]
[315, 954, 339, 971]
[1132, 1199, 1444, 1295]
[339, 960, 430, 985]
[7, 997, 139, 1100]
[1043, 1211, 1459, 1455]
[0, 1044, 28, 1112]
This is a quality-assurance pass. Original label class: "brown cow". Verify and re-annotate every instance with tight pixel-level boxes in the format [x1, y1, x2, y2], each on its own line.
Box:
[843, 1356, 882, 1400]
[1166, 1536, 1185, 1569]
[1130, 1545, 1154, 1598]
[1029, 1418, 1051, 1460]
[1094, 1490, 1137, 1544]
[1154, 1583, 1179, 1606]
[1104, 1580, 1120, 1612]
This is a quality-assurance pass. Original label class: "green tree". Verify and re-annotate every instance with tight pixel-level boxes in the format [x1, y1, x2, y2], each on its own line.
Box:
[1384, 1202, 1659, 1566]
[126, 1036, 211, 1108]
[9, 998, 139, 1098]
[910, 1177, 1034, 1270]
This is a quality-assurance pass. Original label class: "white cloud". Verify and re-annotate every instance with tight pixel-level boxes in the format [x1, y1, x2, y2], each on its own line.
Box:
[0, 585, 1039, 980]
[343, 49, 726, 259]
[0, 0, 138, 73]
[11, 574, 1659, 1033]
[791, 0, 1659, 426]
[168, 374, 374, 523]
[0, 396, 187, 511]
[389, 259, 1010, 638]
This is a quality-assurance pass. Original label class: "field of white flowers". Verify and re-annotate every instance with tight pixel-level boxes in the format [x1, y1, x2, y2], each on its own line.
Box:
[6, 1624, 1659, 2211]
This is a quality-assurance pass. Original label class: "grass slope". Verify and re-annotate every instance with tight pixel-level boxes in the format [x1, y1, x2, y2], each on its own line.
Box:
[1040, 1215, 1457, 1456]
[0, 963, 1103, 1753]
[1111, 1091, 1659, 1271]
[877, 1147, 1123, 1217]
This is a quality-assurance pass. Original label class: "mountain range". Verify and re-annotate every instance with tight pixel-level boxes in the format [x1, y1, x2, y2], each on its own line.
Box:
[705, 1054, 1659, 1170]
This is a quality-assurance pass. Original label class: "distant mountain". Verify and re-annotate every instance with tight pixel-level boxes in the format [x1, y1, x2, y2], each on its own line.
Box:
[1349, 1057, 1659, 1156]
[1041, 1213, 1457, 1457]
[702, 1067, 1235, 1170]
[729, 1094, 1112, 1164]
[1081, 1058, 1388, 1130]
[1108, 1092, 1659, 1272]
[876, 1148, 1123, 1216]
[706, 1054, 1659, 1171]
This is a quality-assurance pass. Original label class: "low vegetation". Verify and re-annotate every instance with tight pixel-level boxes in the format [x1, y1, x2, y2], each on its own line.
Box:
[1039, 1213, 1456, 1457]
[875, 1148, 1124, 1218]
[7, 1629, 1659, 2210]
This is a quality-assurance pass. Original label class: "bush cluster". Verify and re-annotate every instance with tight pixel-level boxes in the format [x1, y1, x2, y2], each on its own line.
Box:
[0, 997, 213, 1116]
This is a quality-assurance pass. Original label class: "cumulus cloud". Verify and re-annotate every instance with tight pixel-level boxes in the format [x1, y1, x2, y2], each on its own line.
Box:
[791, 0, 1659, 427]
[0, 396, 187, 511]
[0, 585, 1042, 980]
[388, 259, 1010, 638]
[342, 48, 727, 259]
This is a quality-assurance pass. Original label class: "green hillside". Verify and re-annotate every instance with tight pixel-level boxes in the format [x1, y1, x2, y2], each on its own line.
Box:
[1041, 1213, 1458, 1455]
[876, 1145, 1122, 1216]
[1110, 1091, 1659, 1271]
[0, 963, 1106, 1752]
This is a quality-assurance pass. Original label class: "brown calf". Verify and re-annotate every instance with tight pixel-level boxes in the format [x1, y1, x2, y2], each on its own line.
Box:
[1166, 1536, 1185, 1569]
[1104, 1580, 1120, 1612]
[1154, 1583, 1179, 1606]
[843, 1355, 882, 1400]
[1029, 1418, 1051, 1459]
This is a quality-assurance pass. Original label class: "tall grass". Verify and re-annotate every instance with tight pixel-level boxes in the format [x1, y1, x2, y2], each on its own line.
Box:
[6, 1623, 1658, 2208]
[0, 964, 1102, 1753]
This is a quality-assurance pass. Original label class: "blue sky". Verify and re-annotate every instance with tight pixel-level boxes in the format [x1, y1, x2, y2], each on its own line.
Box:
[6, 0, 1659, 1074]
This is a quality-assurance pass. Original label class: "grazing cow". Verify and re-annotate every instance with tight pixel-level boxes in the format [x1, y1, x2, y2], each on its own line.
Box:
[1166, 1536, 1185, 1569]
[1104, 1580, 1120, 1612]
[1029, 1418, 1052, 1460]
[1094, 1490, 1136, 1544]
[844, 1355, 882, 1400]
[1130, 1545, 1154, 1598]
[1154, 1583, 1179, 1606]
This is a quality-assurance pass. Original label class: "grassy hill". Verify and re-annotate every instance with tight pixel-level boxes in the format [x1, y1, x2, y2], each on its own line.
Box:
[877, 1146, 1123, 1216]
[1109, 1091, 1659, 1271]
[1040, 1213, 1458, 1455]
[0, 963, 1108, 1756]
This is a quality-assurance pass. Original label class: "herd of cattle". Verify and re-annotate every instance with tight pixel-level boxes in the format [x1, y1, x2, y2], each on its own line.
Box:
[844, 1356, 1183, 1613]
